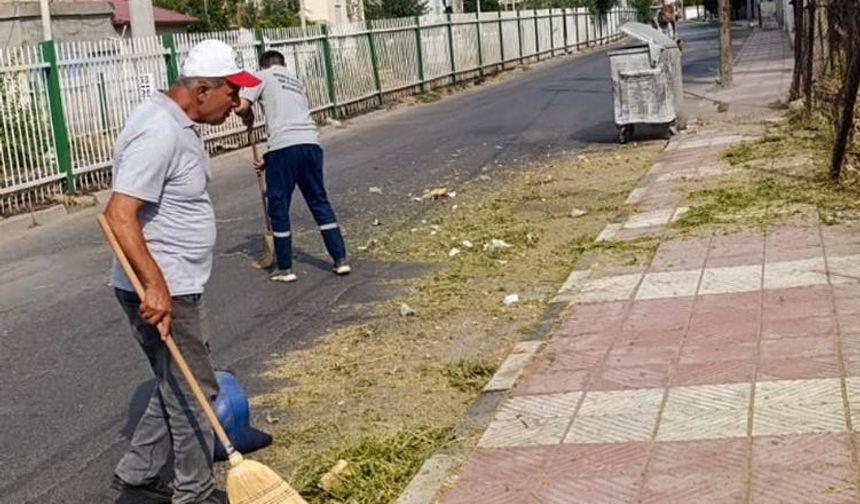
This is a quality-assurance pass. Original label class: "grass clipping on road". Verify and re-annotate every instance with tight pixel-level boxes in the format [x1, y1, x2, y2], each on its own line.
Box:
[251, 143, 661, 503]
[674, 113, 860, 232]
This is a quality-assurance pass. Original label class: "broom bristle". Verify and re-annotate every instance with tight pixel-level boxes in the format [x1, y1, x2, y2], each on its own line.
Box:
[252, 233, 275, 270]
[227, 459, 307, 504]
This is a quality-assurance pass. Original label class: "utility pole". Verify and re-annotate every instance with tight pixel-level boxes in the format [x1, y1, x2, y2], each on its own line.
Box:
[300, 0, 307, 35]
[39, 0, 52, 40]
[718, 0, 733, 86]
[129, 0, 157, 38]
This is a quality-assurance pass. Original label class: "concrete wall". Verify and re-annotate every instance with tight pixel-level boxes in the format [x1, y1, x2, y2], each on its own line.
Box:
[0, 1, 117, 45]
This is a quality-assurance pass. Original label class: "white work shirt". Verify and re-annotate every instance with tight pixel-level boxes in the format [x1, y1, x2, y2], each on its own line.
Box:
[240, 65, 319, 152]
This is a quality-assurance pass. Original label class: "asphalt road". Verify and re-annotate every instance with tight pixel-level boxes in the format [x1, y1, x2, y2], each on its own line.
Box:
[0, 22, 740, 503]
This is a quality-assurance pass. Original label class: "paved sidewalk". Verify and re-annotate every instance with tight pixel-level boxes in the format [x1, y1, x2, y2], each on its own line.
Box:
[437, 28, 860, 504]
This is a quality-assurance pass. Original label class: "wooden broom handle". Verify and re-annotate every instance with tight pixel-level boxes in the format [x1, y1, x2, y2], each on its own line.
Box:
[249, 127, 273, 233]
[97, 214, 239, 458]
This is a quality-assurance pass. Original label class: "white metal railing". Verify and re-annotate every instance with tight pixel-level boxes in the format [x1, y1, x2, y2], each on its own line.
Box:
[0, 8, 635, 215]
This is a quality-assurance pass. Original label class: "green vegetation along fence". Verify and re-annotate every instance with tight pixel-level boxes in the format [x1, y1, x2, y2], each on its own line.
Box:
[0, 7, 633, 216]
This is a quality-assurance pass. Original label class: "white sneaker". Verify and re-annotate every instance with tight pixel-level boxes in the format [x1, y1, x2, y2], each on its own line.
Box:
[270, 269, 298, 283]
[334, 261, 352, 276]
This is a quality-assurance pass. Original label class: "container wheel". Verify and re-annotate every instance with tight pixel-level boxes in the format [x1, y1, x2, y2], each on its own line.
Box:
[618, 125, 633, 144]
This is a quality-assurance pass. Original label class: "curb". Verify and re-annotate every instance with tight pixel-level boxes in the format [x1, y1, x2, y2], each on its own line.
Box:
[0, 189, 109, 242]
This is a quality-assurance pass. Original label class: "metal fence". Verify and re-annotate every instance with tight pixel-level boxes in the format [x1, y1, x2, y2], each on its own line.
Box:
[0, 8, 634, 216]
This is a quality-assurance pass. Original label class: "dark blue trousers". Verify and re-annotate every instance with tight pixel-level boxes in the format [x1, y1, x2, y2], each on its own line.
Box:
[263, 144, 346, 270]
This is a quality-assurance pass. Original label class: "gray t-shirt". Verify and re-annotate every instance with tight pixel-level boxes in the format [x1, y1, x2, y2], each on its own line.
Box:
[240, 65, 319, 151]
[110, 92, 216, 296]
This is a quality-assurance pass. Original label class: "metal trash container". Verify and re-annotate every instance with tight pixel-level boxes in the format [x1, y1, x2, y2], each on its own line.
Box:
[608, 22, 684, 144]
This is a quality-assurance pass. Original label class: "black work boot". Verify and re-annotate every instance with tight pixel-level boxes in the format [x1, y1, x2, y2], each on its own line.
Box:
[196, 489, 228, 503]
[111, 475, 172, 503]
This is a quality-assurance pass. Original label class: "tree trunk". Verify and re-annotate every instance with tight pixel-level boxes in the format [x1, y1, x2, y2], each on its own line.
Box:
[789, 0, 804, 100]
[718, 0, 733, 86]
[804, 0, 816, 111]
[831, 6, 860, 181]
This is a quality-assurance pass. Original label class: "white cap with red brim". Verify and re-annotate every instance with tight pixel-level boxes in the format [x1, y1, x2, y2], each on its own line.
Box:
[180, 39, 261, 88]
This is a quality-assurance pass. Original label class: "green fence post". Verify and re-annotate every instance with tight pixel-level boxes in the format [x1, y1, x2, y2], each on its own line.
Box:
[516, 10, 523, 63]
[161, 33, 179, 85]
[475, 12, 484, 77]
[367, 19, 383, 104]
[498, 11, 505, 67]
[534, 9, 539, 60]
[320, 24, 338, 116]
[253, 28, 265, 62]
[584, 9, 590, 47]
[575, 9, 580, 50]
[549, 9, 555, 56]
[414, 16, 426, 92]
[562, 8, 568, 52]
[40, 40, 74, 194]
[446, 13, 456, 82]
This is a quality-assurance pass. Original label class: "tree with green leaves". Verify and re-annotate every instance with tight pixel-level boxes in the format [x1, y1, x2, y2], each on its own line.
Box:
[590, 0, 617, 15]
[631, 0, 651, 22]
[364, 0, 428, 19]
[517, 0, 589, 8]
[154, 0, 299, 32]
[463, 0, 501, 12]
[249, 0, 301, 28]
[703, 0, 718, 14]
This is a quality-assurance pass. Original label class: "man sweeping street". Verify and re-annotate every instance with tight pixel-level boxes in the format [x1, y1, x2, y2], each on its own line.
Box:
[104, 40, 260, 504]
[235, 50, 350, 283]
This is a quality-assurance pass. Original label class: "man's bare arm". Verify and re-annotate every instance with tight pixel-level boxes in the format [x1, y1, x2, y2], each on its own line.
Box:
[234, 98, 255, 127]
[104, 193, 173, 340]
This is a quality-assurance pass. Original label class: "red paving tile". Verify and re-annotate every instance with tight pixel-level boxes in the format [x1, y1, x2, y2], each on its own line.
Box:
[765, 246, 825, 262]
[685, 320, 759, 344]
[749, 468, 856, 503]
[762, 286, 833, 320]
[767, 226, 823, 249]
[708, 234, 765, 260]
[756, 357, 841, 381]
[561, 302, 628, 330]
[750, 435, 856, 503]
[678, 342, 757, 364]
[615, 328, 685, 348]
[648, 438, 748, 474]
[440, 483, 539, 504]
[557, 331, 617, 352]
[821, 225, 860, 247]
[833, 283, 860, 304]
[650, 239, 711, 272]
[536, 345, 606, 370]
[624, 298, 695, 332]
[758, 337, 835, 360]
[761, 315, 835, 340]
[640, 471, 746, 504]
[671, 360, 756, 386]
[457, 446, 553, 484]
[534, 476, 639, 504]
[588, 364, 668, 391]
[547, 443, 649, 479]
[706, 253, 766, 268]
[835, 312, 860, 333]
[606, 345, 678, 367]
[514, 368, 591, 396]
[751, 434, 853, 469]
[693, 291, 761, 315]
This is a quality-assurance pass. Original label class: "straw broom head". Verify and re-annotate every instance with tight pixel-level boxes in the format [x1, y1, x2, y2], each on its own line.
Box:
[226, 453, 308, 504]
